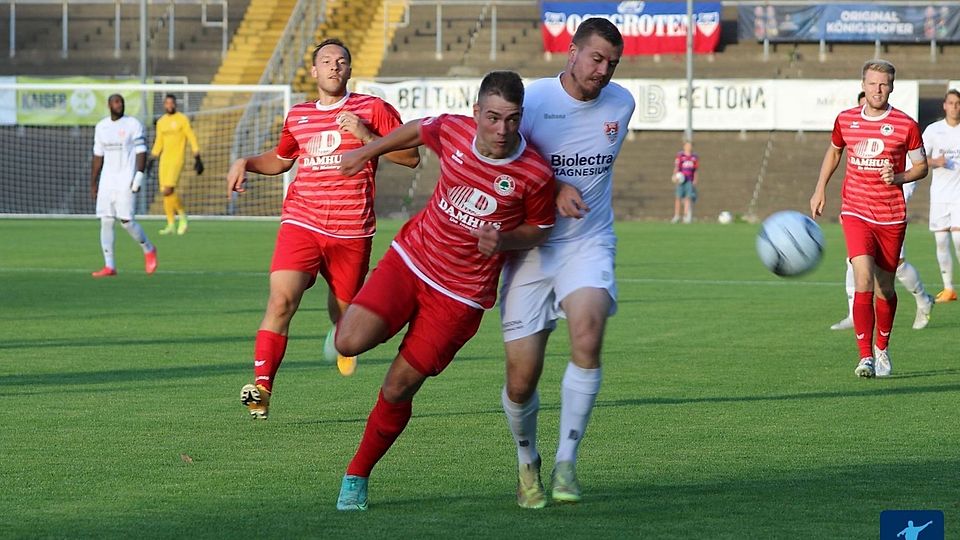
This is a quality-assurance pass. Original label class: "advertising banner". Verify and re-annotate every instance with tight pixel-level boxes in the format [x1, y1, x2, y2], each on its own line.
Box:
[541, 2, 721, 55]
[353, 78, 920, 131]
[625, 78, 775, 130]
[773, 80, 919, 131]
[739, 3, 960, 43]
[15, 77, 148, 126]
[353, 78, 481, 123]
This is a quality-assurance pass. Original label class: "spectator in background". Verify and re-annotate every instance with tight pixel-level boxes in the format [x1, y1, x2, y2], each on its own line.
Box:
[671, 140, 698, 224]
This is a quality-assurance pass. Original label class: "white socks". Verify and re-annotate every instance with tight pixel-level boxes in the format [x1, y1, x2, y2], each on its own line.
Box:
[121, 219, 154, 253]
[935, 231, 956, 290]
[502, 388, 540, 466]
[556, 362, 602, 463]
[100, 217, 116, 269]
[844, 261, 855, 318]
[895, 261, 928, 305]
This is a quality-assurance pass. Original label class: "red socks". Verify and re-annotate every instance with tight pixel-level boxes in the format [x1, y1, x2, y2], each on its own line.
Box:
[853, 292, 875, 359]
[253, 329, 288, 393]
[875, 294, 897, 350]
[346, 389, 413, 477]
[853, 291, 898, 358]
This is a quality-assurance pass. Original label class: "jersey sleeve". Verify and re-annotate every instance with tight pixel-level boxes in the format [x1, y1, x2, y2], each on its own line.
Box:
[830, 115, 846, 148]
[183, 115, 200, 154]
[275, 113, 299, 160]
[93, 124, 105, 157]
[132, 120, 147, 154]
[369, 99, 404, 137]
[150, 118, 163, 157]
[418, 115, 445, 157]
[906, 120, 923, 151]
[523, 172, 557, 228]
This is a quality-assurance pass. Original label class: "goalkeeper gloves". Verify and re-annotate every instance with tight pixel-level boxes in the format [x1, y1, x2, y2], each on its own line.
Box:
[194, 155, 204, 175]
[131, 171, 144, 193]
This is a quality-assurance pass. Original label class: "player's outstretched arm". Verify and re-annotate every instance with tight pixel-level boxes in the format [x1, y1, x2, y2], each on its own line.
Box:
[226, 149, 293, 197]
[340, 120, 423, 177]
[810, 145, 842, 218]
[336, 111, 420, 169]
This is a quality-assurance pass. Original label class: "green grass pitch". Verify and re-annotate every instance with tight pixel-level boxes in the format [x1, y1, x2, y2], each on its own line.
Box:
[1, 218, 957, 538]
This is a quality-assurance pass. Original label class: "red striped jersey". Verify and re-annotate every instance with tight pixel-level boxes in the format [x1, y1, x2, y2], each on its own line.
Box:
[392, 114, 556, 309]
[831, 105, 923, 224]
[276, 93, 403, 237]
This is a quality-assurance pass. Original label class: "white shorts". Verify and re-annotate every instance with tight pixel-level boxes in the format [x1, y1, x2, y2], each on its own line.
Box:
[499, 235, 617, 342]
[929, 201, 960, 231]
[96, 189, 136, 220]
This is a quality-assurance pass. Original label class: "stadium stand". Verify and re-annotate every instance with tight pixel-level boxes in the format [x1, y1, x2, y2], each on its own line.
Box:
[0, 1, 249, 83]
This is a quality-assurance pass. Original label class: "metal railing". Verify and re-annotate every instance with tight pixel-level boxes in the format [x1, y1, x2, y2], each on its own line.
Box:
[2, 0, 229, 59]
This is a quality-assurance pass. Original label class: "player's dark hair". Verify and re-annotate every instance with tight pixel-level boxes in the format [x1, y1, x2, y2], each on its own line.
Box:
[165, 94, 177, 102]
[478, 70, 524, 107]
[946, 89, 960, 101]
[572, 17, 623, 49]
[312, 38, 351, 66]
[108, 93, 124, 104]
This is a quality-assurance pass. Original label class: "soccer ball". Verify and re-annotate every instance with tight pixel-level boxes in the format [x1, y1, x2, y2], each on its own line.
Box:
[718, 211, 733, 224]
[672, 172, 685, 184]
[756, 210, 824, 277]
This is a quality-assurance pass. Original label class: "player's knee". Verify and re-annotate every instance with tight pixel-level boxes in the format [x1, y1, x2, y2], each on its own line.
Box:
[505, 379, 536, 404]
[265, 294, 298, 322]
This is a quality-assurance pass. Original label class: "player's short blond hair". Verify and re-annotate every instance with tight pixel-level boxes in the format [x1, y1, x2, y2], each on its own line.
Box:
[862, 59, 896, 81]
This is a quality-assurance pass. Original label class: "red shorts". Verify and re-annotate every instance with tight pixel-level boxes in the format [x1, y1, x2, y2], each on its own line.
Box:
[350, 247, 484, 376]
[270, 223, 373, 302]
[841, 215, 906, 272]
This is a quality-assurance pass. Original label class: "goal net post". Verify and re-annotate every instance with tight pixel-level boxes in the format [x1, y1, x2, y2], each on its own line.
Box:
[0, 82, 292, 218]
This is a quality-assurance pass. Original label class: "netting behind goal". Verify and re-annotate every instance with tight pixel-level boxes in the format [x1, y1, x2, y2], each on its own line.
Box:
[0, 83, 291, 218]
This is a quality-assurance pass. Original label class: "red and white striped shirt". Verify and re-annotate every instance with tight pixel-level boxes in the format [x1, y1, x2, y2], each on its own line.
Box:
[276, 93, 403, 237]
[831, 105, 923, 224]
[393, 114, 556, 309]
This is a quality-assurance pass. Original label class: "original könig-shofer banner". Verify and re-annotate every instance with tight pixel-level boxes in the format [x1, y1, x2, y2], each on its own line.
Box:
[541, 1, 721, 55]
[738, 3, 960, 42]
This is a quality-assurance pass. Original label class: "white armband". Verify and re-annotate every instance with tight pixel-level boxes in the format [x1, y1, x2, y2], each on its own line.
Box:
[131, 171, 144, 193]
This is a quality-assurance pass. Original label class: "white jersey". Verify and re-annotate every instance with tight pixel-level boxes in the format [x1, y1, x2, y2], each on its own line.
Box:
[921, 119, 960, 203]
[520, 75, 635, 244]
[93, 115, 146, 192]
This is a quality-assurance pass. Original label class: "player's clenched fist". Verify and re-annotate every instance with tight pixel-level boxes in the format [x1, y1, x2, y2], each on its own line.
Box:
[339, 148, 370, 177]
[227, 158, 248, 197]
[472, 223, 502, 257]
[880, 162, 895, 185]
[556, 181, 589, 219]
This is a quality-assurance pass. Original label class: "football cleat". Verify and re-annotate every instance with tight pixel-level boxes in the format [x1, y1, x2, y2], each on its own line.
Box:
[337, 355, 357, 377]
[240, 383, 270, 419]
[144, 247, 158, 275]
[159, 224, 175, 235]
[934, 288, 957, 303]
[177, 217, 188, 236]
[854, 357, 875, 378]
[323, 327, 338, 364]
[91, 266, 117, 278]
[551, 461, 582, 503]
[913, 294, 934, 330]
[516, 457, 547, 509]
[874, 347, 892, 377]
[336, 474, 369, 511]
[830, 316, 854, 331]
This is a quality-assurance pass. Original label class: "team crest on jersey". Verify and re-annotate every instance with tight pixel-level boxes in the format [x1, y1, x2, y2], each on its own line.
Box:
[604, 121, 619, 144]
[494, 175, 515, 196]
[880, 123, 894, 136]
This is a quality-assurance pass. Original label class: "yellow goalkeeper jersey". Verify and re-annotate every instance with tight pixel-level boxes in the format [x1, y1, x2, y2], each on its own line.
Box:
[152, 112, 199, 186]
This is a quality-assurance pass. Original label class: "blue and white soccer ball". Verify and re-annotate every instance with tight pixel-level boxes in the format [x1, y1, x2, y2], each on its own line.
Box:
[756, 210, 825, 277]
